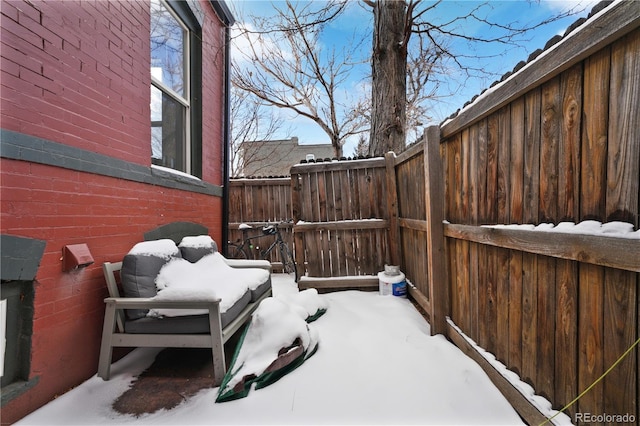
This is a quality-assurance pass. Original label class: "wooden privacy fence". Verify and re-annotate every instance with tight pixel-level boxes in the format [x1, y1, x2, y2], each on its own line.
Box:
[227, 178, 294, 265]
[226, 3, 639, 423]
[385, 129, 447, 333]
[288, 150, 446, 324]
[290, 158, 390, 280]
[439, 3, 639, 424]
[227, 145, 448, 330]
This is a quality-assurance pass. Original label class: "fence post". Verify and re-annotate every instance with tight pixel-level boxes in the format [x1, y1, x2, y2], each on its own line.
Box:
[290, 172, 305, 277]
[385, 152, 401, 266]
[424, 125, 449, 336]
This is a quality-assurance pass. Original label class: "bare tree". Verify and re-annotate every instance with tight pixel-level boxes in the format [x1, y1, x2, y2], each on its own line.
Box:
[231, 0, 369, 158]
[405, 34, 448, 142]
[229, 86, 291, 177]
[354, 134, 369, 157]
[363, 0, 584, 155]
[366, 0, 407, 156]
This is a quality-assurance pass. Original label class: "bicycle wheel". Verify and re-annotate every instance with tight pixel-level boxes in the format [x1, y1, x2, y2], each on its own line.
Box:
[227, 243, 248, 260]
[278, 241, 298, 282]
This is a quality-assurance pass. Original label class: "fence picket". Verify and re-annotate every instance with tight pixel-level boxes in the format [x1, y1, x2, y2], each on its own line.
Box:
[581, 48, 609, 221]
[521, 253, 538, 389]
[559, 64, 582, 222]
[540, 77, 561, 223]
[508, 250, 524, 376]
[607, 29, 640, 225]
[578, 264, 605, 416]
[554, 259, 578, 417]
[536, 256, 556, 402]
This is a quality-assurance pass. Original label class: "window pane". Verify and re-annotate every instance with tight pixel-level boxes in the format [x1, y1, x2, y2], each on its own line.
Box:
[150, 0, 185, 96]
[151, 85, 187, 172]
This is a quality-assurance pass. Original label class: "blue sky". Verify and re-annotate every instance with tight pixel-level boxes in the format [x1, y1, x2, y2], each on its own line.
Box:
[230, 0, 599, 155]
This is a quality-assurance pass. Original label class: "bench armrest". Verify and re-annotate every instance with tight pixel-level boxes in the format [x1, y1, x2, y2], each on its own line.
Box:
[224, 258, 272, 271]
[104, 297, 220, 310]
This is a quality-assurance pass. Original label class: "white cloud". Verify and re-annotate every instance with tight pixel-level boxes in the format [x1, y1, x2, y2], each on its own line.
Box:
[230, 21, 294, 67]
[540, 0, 600, 12]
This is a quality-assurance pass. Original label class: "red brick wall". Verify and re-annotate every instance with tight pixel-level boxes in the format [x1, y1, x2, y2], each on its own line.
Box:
[1, 0, 151, 165]
[1, 0, 228, 422]
[201, 0, 226, 186]
[2, 160, 223, 424]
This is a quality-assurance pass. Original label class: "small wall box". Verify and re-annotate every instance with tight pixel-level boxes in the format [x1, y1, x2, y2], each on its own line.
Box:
[62, 244, 94, 271]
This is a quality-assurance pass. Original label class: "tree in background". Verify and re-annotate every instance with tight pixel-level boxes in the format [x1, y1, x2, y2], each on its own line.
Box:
[231, 0, 369, 158]
[229, 87, 291, 177]
[354, 134, 369, 157]
[364, 0, 582, 156]
[231, 0, 584, 158]
[365, 0, 407, 157]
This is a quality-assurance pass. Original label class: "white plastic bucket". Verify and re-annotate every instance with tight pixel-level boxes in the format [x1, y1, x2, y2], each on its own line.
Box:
[378, 265, 407, 298]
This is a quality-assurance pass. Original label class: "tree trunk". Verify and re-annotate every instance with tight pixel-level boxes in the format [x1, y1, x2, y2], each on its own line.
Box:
[369, 0, 408, 156]
[332, 135, 343, 158]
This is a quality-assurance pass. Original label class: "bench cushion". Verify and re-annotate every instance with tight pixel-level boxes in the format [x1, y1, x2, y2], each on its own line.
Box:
[230, 270, 272, 302]
[178, 235, 218, 263]
[121, 239, 181, 319]
[178, 235, 272, 301]
[151, 254, 257, 316]
[250, 279, 271, 301]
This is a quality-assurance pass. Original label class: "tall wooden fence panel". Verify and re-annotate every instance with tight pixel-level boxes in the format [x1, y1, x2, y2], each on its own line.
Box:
[227, 178, 293, 264]
[440, 4, 639, 423]
[387, 129, 448, 332]
[291, 158, 391, 278]
[393, 144, 429, 300]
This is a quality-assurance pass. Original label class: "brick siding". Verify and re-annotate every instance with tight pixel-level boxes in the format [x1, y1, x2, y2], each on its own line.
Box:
[0, 0, 228, 421]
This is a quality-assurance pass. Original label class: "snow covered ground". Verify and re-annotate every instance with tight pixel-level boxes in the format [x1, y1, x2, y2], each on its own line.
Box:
[17, 274, 523, 425]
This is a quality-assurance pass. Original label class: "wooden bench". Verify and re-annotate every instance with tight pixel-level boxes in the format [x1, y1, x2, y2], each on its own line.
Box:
[98, 260, 271, 385]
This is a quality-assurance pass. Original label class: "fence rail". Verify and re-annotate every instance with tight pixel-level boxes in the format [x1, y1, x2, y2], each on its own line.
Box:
[444, 224, 639, 272]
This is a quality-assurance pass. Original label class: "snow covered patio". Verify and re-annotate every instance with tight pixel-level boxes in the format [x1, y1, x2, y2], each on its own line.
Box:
[17, 274, 523, 425]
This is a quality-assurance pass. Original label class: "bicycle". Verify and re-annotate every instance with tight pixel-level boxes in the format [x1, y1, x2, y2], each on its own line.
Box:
[227, 220, 298, 281]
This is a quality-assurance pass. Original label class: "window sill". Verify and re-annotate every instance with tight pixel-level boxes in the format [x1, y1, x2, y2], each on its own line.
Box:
[1, 376, 39, 406]
[151, 164, 204, 186]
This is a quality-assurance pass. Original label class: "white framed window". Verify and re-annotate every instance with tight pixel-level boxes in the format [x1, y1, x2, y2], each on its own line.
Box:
[150, 0, 192, 174]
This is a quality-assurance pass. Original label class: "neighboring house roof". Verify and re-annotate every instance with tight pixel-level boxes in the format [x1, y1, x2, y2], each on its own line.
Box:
[239, 137, 335, 177]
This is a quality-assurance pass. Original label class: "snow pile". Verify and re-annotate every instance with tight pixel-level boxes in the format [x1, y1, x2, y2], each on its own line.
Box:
[151, 164, 202, 181]
[277, 288, 328, 321]
[151, 253, 268, 316]
[447, 319, 572, 425]
[127, 239, 180, 259]
[219, 297, 319, 397]
[216, 290, 327, 402]
[178, 235, 216, 249]
[484, 220, 640, 239]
